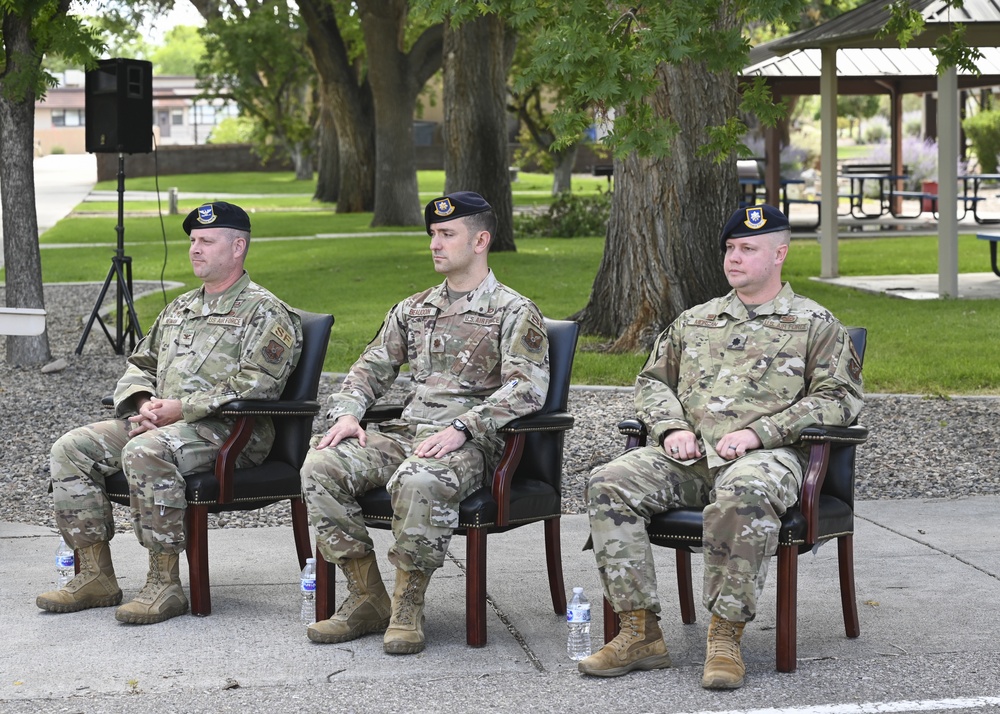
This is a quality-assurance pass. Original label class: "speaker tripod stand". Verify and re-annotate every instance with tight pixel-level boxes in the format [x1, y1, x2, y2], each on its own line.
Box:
[75, 152, 143, 355]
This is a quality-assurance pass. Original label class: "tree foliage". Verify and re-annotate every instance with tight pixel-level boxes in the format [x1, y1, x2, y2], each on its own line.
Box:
[151, 24, 204, 74]
[1, 0, 104, 365]
[197, 0, 315, 177]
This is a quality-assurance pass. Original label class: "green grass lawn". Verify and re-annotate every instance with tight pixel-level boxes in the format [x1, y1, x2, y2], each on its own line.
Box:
[12, 168, 1000, 395]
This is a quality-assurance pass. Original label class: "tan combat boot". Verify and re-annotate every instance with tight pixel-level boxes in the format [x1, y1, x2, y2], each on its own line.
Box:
[36, 541, 123, 613]
[307, 553, 391, 643]
[702, 614, 747, 689]
[115, 551, 189, 624]
[577, 609, 672, 677]
[383, 567, 430, 655]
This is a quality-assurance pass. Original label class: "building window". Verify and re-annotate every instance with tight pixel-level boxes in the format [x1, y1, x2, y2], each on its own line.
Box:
[52, 109, 85, 127]
[191, 101, 239, 125]
[171, 109, 184, 126]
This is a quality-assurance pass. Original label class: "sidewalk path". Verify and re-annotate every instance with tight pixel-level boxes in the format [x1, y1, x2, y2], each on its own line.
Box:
[2, 499, 1000, 713]
[0, 154, 97, 270]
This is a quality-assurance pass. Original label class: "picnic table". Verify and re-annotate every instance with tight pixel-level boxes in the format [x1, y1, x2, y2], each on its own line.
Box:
[960, 174, 1000, 225]
[977, 232, 1000, 278]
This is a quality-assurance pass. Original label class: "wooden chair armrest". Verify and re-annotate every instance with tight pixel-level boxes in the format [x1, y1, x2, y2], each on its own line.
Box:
[498, 411, 574, 434]
[796, 425, 866, 543]
[490, 411, 574, 526]
[617, 418, 649, 449]
[799, 424, 869, 444]
[360, 403, 405, 426]
[489, 432, 526, 527]
[219, 399, 320, 417]
[216, 399, 320, 504]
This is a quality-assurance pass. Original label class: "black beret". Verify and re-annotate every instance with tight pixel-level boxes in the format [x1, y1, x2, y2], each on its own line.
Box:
[183, 201, 251, 236]
[424, 191, 492, 235]
[719, 205, 790, 251]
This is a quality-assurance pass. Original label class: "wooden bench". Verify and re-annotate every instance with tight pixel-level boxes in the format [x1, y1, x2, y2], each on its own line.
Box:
[782, 197, 821, 229]
[592, 164, 613, 188]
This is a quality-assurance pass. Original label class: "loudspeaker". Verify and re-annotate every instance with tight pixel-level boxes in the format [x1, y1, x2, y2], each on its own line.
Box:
[85, 58, 153, 154]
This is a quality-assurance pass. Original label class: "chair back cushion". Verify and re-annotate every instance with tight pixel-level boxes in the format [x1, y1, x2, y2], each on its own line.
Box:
[821, 326, 866, 508]
[516, 319, 579, 493]
[267, 310, 334, 467]
[539, 318, 579, 415]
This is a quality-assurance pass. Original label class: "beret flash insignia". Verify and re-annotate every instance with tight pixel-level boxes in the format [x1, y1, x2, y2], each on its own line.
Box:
[743, 207, 766, 231]
[434, 198, 455, 217]
[197, 204, 217, 225]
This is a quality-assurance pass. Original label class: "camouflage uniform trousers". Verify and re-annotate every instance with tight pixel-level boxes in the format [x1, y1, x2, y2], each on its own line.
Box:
[301, 427, 486, 574]
[587, 444, 801, 623]
[50, 418, 268, 554]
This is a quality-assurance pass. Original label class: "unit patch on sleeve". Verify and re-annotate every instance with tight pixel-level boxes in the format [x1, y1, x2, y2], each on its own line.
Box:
[262, 340, 286, 364]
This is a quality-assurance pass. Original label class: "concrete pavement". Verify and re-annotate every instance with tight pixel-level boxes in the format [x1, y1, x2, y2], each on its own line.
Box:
[2, 497, 1000, 713]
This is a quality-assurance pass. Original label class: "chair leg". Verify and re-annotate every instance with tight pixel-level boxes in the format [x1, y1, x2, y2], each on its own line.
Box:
[603, 596, 619, 643]
[544, 518, 567, 615]
[676, 549, 696, 625]
[186, 505, 211, 616]
[466, 527, 488, 647]
[838, 535, 860, 638]
[290, 498, 311, 569]
[775, 544, 798, 673]
[314, 546, 336, 622]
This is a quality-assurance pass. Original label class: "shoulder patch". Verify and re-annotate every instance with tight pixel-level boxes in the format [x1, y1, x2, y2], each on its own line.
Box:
[271, 323, 294, 349]
[521, 326, 545, 354]
[262, 340, 286, 364]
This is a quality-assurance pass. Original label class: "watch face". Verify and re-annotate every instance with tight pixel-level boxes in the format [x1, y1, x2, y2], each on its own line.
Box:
[452, 419, 467, 432]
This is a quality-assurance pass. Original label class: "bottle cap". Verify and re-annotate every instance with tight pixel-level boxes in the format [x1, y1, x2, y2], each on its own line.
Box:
[573, 586, 583, 593]
[306, 557, 316, 564]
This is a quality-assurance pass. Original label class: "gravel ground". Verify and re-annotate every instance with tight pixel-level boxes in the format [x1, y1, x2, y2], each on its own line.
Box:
[2, 283, 998, 534]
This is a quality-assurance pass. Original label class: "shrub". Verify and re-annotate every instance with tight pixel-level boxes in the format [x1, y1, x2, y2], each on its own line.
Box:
[743, 133, 816, 177]
[50, 146, 65, 155]
[903, 110, 923, 138]
[513, 190, 612, 238]
[963, 109, 1000, 173]
[862, 115, 889, 145]
[868, 137, 968, 190]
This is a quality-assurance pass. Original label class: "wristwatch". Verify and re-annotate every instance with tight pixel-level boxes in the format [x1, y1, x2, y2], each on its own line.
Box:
[451, 419, 469, 440]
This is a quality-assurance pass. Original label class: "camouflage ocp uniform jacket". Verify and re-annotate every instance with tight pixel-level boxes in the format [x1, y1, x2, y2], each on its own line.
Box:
[327, 270, 550, 467]
[113, 271, 303, 452]
[636, 282, 864, 470]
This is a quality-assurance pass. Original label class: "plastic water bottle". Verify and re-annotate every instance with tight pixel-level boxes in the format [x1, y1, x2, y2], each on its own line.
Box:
[567, 586, 592, 660]
[299, 557, 317, 623]
[55, 537, 75, 587]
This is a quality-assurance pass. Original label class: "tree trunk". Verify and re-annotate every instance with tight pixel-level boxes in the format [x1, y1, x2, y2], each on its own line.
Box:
[359, 0, 441, 227]
[291, 143, 313, 181]
[1, 10, 51, 365]
[552, 142, 579, 195]
[299, 0, 375, 213]
[575, 59, 736, 352]
[442, 14, 516, 251]
[314, 85, 339, 202]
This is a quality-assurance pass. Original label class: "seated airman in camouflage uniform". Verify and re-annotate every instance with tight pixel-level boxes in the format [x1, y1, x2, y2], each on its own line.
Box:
[302, 192, 550, 655]
[579, 205, 864, 689]
[37, 202, 302, 625]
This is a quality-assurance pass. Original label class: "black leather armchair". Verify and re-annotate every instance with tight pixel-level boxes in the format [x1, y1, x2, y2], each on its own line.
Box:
[104, 309, 334, 615]
[315, 317, 580, 646]
[602, 326, 868, 673]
